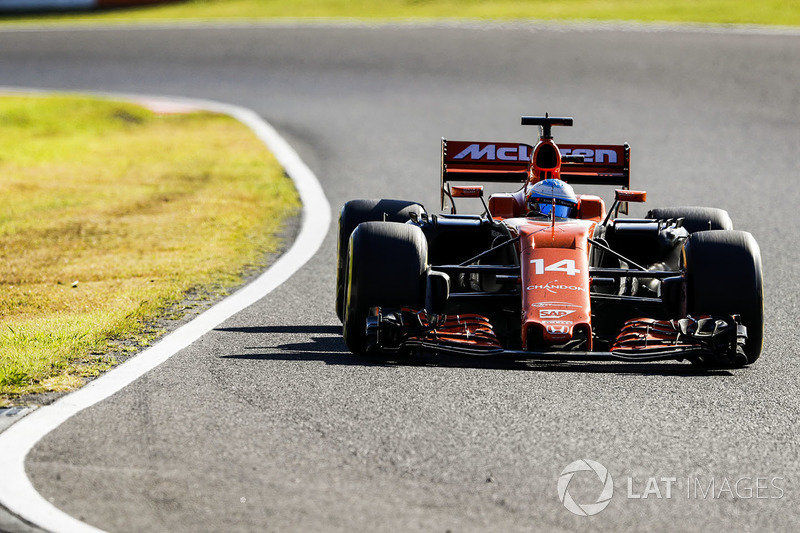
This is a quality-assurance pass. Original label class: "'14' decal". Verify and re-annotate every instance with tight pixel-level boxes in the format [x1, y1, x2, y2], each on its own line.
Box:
[529, 258, 580, 276]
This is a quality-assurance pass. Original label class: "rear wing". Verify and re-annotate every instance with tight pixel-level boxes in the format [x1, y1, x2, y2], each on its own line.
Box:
[441, 139, 630, 209]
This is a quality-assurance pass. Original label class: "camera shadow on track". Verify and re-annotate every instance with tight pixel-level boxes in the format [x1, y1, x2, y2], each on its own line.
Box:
[215, 325, 734, 377]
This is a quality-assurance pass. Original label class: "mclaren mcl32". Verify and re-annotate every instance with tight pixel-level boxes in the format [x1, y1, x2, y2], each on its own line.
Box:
[335, 115, 763, 367]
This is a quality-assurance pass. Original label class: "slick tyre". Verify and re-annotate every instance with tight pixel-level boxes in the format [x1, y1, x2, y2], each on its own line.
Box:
[647, 207, 733, 233]
[684, 230, 764, 364]
[336, 199, 424, 322]
[342, 221, 427, 354]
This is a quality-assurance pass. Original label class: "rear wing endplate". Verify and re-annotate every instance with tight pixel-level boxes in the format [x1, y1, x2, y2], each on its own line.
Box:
[441, 139, 630, 209]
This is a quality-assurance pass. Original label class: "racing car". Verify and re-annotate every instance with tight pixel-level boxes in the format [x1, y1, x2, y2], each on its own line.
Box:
[335, 115, 763, 367]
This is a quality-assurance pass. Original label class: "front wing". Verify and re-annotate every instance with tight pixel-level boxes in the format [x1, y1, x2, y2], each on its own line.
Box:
[365, 308, 748, 366]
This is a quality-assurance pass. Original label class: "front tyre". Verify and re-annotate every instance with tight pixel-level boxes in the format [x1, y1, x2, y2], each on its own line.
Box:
[684, 230, 763, 364]
[336, 199, 424, 322]
[343, 221, 427, 354]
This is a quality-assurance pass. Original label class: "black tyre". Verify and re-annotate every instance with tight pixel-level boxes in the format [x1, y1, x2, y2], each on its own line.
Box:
[335, 199, 424, 322]
[684, 230, 763, 364]
[647, 207, 733, 233]
[343, 221, 427, 354]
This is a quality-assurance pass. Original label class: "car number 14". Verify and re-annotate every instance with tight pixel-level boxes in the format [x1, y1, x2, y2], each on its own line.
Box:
[529, 258, 580, 276]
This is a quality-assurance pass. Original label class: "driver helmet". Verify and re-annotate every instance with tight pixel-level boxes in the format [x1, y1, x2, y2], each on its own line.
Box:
[526, 178, 578, 218]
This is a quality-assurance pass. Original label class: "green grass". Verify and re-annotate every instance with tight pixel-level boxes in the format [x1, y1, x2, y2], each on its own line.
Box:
[0, 95, 299, 404]
[2, 0, 799, 26]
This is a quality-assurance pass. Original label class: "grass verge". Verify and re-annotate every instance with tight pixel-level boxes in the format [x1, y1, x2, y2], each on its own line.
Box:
[1, 0, 799, 27]
[0, 94, 299, 405]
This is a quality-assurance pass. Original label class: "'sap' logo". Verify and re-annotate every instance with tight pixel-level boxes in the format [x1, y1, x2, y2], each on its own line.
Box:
[540, 309, 575, 319]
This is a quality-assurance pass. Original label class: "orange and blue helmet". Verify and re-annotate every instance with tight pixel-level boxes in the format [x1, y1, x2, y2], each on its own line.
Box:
[526, 178, 578, 218]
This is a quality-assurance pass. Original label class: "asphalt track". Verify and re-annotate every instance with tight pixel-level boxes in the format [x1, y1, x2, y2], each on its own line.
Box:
[0, 22, 799, 532]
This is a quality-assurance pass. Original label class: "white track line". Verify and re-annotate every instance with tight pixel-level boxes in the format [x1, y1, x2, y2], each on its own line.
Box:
[0, 90, 331, 533]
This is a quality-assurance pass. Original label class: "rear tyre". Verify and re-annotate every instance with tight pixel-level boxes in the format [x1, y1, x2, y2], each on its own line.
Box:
[684, 230, 763, 364]
[336, 199, 424, 322]
[343, 221, 427, 354]
[647, 207, 733, 233]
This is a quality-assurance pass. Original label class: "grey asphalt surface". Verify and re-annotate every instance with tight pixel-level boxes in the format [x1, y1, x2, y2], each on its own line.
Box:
[1, 22, 799, 532]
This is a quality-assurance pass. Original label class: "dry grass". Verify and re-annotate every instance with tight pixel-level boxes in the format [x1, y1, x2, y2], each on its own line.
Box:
[0, 95, 299, 404]
[2, 0, 799, 27]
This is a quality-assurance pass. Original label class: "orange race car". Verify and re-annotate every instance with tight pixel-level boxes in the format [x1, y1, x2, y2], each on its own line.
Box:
[335, 116, 763, 367]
